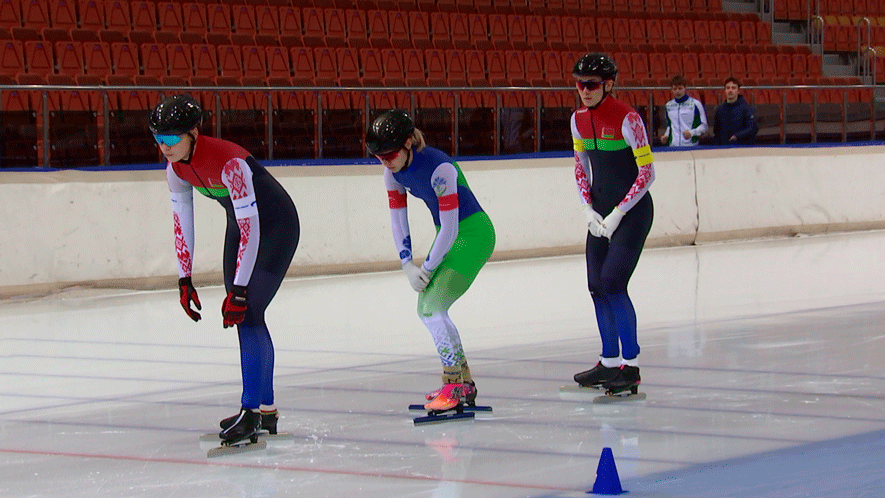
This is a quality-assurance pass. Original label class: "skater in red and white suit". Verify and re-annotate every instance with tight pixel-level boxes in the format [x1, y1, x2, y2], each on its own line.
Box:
[569, 54, 655, 395]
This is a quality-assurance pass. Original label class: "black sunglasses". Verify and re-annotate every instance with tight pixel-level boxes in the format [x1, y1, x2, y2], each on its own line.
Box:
[576, 80, 604, 91]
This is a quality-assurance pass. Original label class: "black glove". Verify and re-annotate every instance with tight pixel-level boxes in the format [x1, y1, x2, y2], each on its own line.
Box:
[221, 285, 248, 328]
[178, 277, 202, 322]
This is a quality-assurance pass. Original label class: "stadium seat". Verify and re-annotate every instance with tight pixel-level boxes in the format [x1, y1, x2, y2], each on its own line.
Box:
[681, 52, 700, 78]
[301, 7, 324, 47]
[403, 48, 425, 86]
[524, 49, 545, 86]
[776, 52, 792, 77]
[526, 15, 546, 51]
[231, 5, 256, 33]
[389, 10, 411, 49]
[424, 48, 447, 86]
[81, 41, 111, 81]
[381, 48, 405, 86]
[664, 52, 682, 78]
[54, 1, 81, 30]
[596, 17, 614, 43]
[320, 90, 364, 159]
[336, 46, 360, 86]
[465, 49, 488, 86]
[729, 52, 747, 78]
[647, 19, 665, 44]
[544, 15, 567, 51]
[181, 3, 207, 34]
[612, 17, 631, 45]
[343, 9, 367, 48]
[409, 11, 432, 49]
[191, 44, 217, 81]
[0, 0, 21, 29]
[131, 1, 157, 33]
[487, 14, 510, 50]
[279, 5, 302, 46]
[561, 16, 583, 51]
[367, 10, 391, 48]
[324, 8, 346, 47]
[648, 52, 668, 80]
[166, 43, 192, 81]
[542, 50, 567, 86]
[290, 46, 316, 86]
[157, 2, 184, 35]
[465, 13, 490, 51]
[254, 5, 280, 46]
[631, 51, 650, 80]
[21, 0, 48, 28]
[709, 20, 726, 45]
[712, 52, 731, 79]
[694, 20, 711, 44]
[105, 0, 131, 37]
[507, 14, 529, 50]
[745, 52, 762, 77]
[429, 12, 453, 49]
[0, 39, 22, 77]
[445, 48, 468, 86]
[55, 41, 85, 79]
[313, 46, 336, 86]
[265, 45, 292, 86]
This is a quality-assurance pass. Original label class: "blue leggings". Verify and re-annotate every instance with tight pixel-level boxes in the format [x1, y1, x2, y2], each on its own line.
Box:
[222, 177, 299, 409]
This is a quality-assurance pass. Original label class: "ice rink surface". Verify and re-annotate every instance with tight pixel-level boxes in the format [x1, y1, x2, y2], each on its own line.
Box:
[1, 230, 883, 498]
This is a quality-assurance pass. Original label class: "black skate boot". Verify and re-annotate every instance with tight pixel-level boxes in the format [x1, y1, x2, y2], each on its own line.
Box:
[220, 409, 278, 435]
[218, 408, 260, 444]
[574, 362, 620, 388]
[601, 365, 641, 395]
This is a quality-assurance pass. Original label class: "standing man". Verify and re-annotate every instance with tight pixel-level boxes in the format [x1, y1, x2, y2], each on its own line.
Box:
[659, 75, 708, 147]
[569, 53, 655, 395]
[713, 77, 758, 145]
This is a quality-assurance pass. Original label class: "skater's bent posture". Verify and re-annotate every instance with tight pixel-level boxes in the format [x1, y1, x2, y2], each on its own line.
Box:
[569, 54, 655, 394]
[366, 110, 496, 411]
[150, 94, 300, 443]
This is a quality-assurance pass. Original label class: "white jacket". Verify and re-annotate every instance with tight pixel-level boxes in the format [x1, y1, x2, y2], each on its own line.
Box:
[662, 95, 708, 147]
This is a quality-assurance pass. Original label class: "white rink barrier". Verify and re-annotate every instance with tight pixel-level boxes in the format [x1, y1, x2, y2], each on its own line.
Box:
[1, 146, 884, 296]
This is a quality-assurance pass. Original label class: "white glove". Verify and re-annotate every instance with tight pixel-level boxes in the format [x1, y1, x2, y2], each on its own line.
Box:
[600, 207, 625, 239]
[583, 204, 605, 238]
[403, 261, 431, 292]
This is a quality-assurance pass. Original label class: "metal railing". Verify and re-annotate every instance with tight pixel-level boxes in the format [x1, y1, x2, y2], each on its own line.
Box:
[1, 83, 882, 168]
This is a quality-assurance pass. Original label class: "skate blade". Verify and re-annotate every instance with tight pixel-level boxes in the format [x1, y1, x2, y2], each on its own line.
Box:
[593, 391, 647, 404]
[558, 385, 605, 401]
[206, 440, 267, 458]
[408, 404, 492, 414]
[413, 411, 475, 426]
[200, 432, 295, 448]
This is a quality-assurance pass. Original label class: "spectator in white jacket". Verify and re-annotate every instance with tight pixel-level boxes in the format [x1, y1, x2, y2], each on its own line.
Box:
[659, 75, 708, 147]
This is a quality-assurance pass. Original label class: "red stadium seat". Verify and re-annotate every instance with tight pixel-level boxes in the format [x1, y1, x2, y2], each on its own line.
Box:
[507, 14, 529, 50]
[403, 48, 425, 86]
[0, 39, 23, 77]
[290, 46, 316, 86]
[544, 15, 567, 51]
[381, 48, 405, 86]
[166, 43, 192, 81]
[279, 6, 302, 46]
[424, 48, 447, 86]
[465, 49, 488, 86]
[265, 45, 292, 85]
[429, 12, 453, 49]
[336, 46, 360, 86]
[312, 46, 336, 86]
[324, 8, 346, 47]
[409, 11, 432, 48]
[526, 15, 546, 51]
[51, 0, 78, 30]
[21, 0, 49, 28]
[524, 49, 545, 86]
[466, 13, 491, 51]
[445, 48, 468, 86]
[367, 10, 391, 48]
[0, 0, 21, 29]
[344, 9, 367, 48]
[301, 7, 324, 47]
[389, 10, 411, 48]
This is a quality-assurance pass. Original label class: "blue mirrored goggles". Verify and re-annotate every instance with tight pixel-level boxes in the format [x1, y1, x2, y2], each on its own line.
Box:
[153, 134, 183, 147]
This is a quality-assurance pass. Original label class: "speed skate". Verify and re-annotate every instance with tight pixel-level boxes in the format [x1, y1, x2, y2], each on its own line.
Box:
[201, 434, 268, 458]
[559, 384, 647, 403]
[409, 403, 492, 425]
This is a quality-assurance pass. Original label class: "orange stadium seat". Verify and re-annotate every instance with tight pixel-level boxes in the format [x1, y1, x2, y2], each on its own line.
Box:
[51, 0, 77, 30]
[81, 41, 111, 82]
[631, 51, 650, 79]
[465, 49, 488, 86]
[613, 17, 631, 45]
[713, 52, 731, 79]
[336, 46, 360, 86]
[409, 11, 432, 49]
[0, 39, 22, 77]
[507, 14, 529, 50]
[389, 10, 411, 49]
[665, 52, 682, 77]
[523, 49, 545, 86]
[745, 52, 762, 77]
[279, 6, 302, 46]
[526, 15, 546, 51]
[131, 1, 157, 32]
[487, 50, 508, 86]
[265, 45, 292, 86]
[367, 10, 391, 48]
[424, 47, 447, 86]
[216, 44, 243, 85]
[241, 45, 267, 84]
[24, 41, 54, 80]
[166, 43, 193, 82]
[55, 41, 84, 80]
[613, 52, 633, 80]
[466, 13, 491, 51]
[381, 47, 406, 86]
[429, 12, 453, 49]
[289, 46, 316, 86]
[343, 9, 366, 48]
[648, 52, 668, 80]
[544, 15, 567, 51]
[301, 7, 325, 47]
[312, 46, 336, 86]
[253, 5, 280, 46]
[561, 16, 583, 51]
[322, 9, 346, 48]
[181, 3, 207, 35]
[231, 5, 256, 34]
[488, 14, 511, 50]
[445, 48, 468, 86]
[730, 52, 747, 78]
[542, 50, 568, 86]
[192, 44, 217, 81]
[138, 43, 166, 83]
[682, 52, 700, 78]
[403, 47, 425, 86]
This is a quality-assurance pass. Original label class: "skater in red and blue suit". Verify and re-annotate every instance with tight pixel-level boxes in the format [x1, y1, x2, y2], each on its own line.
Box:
[150, 95, 299, 443]
[569, 54, 655, 394]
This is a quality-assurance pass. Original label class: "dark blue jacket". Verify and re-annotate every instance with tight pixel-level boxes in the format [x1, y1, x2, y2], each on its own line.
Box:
[713, 95, 758, 145]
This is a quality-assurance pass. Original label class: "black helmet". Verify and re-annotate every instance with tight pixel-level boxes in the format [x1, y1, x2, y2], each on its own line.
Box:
[573, 53, 618, 80]
[366, 109, 415, 156]
[148, 94, 203, 135]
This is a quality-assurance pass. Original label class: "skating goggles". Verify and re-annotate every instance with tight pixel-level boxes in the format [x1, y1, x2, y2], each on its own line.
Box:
[153, 134, 183, 147]
[576, 80, 604, 91]
[375, 149, 401, 162]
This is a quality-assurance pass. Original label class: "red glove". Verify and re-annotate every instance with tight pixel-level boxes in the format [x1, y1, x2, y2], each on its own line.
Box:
[178, 277, 202, 322]
[222, 285, 248, 328]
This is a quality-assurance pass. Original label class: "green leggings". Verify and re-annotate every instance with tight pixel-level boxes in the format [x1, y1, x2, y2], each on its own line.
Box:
[417, 212, 496, 317]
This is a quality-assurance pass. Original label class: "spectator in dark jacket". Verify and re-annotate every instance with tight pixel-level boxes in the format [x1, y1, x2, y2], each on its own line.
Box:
[714, 77, 758, 145]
